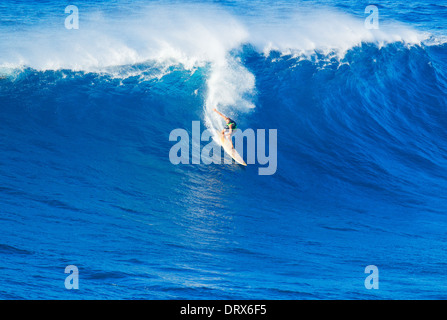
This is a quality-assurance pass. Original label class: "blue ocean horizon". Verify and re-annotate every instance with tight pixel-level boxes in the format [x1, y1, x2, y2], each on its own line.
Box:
[1, 0, 446, 299]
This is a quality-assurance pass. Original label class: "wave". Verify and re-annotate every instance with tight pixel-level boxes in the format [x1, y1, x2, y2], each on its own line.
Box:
[1, 2, 446, 209]
[0, 2, 433, 136]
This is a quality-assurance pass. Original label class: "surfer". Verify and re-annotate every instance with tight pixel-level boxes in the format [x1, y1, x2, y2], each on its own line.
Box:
[213, 108, 237, 149]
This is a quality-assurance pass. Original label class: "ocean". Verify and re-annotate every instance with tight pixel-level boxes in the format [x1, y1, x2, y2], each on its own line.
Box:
[0, 0, 446, 299]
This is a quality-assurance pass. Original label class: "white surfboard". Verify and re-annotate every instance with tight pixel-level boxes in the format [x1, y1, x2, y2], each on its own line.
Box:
[220, 133, 247, 166]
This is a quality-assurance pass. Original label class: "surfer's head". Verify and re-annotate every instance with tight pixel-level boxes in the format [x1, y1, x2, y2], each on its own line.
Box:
[225, 117, 230, 123]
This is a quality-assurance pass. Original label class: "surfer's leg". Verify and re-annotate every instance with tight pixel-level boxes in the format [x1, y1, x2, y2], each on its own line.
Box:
[228, 132, 234, 149]
[222, 129, 234, 148]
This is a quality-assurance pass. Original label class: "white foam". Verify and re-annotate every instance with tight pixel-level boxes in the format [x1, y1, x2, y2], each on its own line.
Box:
[0, 3, 430, 70]
[0, 2, 431, 134]
[246, 5, 427, 59]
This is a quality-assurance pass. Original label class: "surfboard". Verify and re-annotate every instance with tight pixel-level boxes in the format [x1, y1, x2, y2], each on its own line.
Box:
[220, 133, 247, 166]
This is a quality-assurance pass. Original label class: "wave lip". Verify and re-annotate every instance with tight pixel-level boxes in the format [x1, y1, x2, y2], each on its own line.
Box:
[0, 3, 431, 71]
[248, 6, 427, 59]
[0, 2, 436, 137]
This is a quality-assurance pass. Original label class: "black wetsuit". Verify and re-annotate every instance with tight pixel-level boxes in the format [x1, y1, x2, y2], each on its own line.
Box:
[224, 119, 237, 131]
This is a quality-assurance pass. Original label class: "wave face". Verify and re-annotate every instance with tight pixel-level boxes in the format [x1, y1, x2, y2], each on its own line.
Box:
[1, 0, 447, 299]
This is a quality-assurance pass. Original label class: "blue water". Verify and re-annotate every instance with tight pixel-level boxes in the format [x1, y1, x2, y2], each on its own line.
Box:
[1, 0, 447, 299]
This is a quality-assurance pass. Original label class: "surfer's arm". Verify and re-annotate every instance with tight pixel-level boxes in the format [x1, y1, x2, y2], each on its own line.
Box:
[213, 108, 227, 119]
